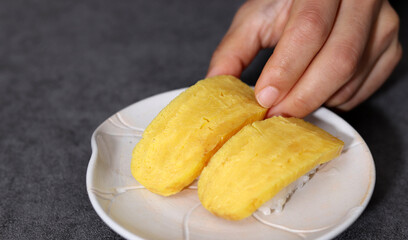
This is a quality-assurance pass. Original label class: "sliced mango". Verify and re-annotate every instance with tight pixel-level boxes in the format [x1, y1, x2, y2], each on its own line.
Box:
[131, 75, 267, 196]
[198, 116, 344, 220]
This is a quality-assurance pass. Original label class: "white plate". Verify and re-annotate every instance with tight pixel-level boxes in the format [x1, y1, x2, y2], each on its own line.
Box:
[87, 89, 375, 240]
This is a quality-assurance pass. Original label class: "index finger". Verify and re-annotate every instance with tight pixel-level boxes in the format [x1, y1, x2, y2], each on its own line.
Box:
[255, 0, 340, 108]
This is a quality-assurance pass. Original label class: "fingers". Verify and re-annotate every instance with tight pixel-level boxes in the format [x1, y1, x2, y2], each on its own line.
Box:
[337, 39, 402, 111]
[206, 20, 261, 78]
[267, 0, 381, 118]
[207, 0, 400, 118]
[326, 0, 401, 107]
[206, 0, 293, 78]
[254, 0, 340, 108]
[205, 2, 266, 78]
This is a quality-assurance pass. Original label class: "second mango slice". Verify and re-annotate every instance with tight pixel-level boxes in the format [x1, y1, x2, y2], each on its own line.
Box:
[198, 116, 344, 220]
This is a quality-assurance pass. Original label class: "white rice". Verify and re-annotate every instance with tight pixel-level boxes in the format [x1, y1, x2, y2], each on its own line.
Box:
[257, 165, 320, 215]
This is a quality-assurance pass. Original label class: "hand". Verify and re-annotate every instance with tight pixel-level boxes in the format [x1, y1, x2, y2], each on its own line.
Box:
[206, 0, 402, 118]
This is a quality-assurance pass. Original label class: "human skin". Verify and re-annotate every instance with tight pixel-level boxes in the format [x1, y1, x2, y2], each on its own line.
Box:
[206, 0, 402, 118]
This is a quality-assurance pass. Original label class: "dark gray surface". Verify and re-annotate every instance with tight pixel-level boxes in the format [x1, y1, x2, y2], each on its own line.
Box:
[0, 0, 407, 239]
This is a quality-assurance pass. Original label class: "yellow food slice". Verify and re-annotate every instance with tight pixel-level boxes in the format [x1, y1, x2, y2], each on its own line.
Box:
[198, 116, 344, 220]
[131, 75, 267, 196]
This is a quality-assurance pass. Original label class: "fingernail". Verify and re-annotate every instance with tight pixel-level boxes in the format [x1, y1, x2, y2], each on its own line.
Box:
[256, 86, 279, 108]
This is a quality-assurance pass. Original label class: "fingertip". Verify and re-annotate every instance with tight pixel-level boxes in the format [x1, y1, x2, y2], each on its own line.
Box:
[255, 85, 280, 108]
[266, 104, 309, 119]
[206, 65, 240, 79]
[205, 68, 220, 78]
[266, 107, 286, 118]
[206, 52, 246, 78]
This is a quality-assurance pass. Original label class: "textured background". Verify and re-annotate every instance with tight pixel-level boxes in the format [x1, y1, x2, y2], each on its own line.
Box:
[0, 0, 407, 239]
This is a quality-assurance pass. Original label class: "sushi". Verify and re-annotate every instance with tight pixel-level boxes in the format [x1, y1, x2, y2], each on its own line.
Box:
[198, 117, 344, 220]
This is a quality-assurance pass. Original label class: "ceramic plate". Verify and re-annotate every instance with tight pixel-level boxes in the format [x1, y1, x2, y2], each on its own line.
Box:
[87, 89, 375, 240]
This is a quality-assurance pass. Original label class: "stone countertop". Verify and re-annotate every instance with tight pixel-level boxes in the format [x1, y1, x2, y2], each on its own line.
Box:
[0, 0, 407, 239]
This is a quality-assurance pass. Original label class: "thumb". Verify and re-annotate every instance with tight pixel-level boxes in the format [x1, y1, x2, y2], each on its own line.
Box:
[207, 0, 292, 78]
